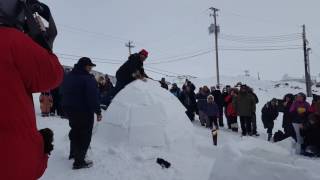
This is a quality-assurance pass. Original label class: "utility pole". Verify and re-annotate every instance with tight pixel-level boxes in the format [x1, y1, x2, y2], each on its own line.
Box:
[209, 7, 220, 86]
[125, 41, 135, 55]
[302, 25, 312, 97]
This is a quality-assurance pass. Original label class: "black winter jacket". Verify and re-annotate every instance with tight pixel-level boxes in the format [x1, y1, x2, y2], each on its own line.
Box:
[261, 102, 279, 128]
[61, 64, 101, 115]
[116, 53, 147, 85]
[211, 90, 223, 107]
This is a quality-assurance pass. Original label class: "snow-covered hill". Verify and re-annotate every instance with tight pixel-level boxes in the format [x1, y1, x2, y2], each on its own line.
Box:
[35, 76, 320, 180]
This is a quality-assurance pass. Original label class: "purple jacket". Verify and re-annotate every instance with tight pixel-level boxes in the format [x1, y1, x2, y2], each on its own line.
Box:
[205, 102, 220, 117]
[289, 101, 310, 123]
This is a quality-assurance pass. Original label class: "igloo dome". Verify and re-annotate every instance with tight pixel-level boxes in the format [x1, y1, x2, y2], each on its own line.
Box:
[96, 80, 194, 150]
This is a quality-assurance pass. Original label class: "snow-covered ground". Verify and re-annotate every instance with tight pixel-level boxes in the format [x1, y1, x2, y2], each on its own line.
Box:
[35, 76, 320, 180]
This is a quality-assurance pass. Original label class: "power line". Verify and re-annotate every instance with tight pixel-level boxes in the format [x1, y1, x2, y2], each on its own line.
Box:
[56, 52, 122, 63]
[221, 33, 301, 40]
[219, 47, 301, 51]
[57, 53, 189, 77]
[145, 66, 185, 76]
[220, 10, 300, 28]
[147, 46, 301, 65]
[144, 68, 178, 77]
[154, 49, 212, 61]
[219, 45, 302, 49]
[147, 50, 213, 65]
[58, 24, 130, 42]
[57, 44, 301, 67]
[57, 56, 122, 65]
[220, 33, 302, 44]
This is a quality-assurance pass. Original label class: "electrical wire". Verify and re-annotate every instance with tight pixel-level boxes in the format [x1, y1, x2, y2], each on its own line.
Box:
[221, 33, 301, 40]
[145, 66, 184, 76]
[58, 24, 130, 42]
[147, 46, 301, 65]
[147, 50, 213, 65]
[219, 47, 301, 51]
[56, 52, 121, 63]
[57, 56, 122, 65]
[220, 33, 302, 44]
[220, 10, 300, 28]
[57, 54, 188, 77]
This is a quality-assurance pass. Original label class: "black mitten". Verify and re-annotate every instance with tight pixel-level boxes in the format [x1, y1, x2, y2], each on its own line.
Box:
[39, 128, 54, 155]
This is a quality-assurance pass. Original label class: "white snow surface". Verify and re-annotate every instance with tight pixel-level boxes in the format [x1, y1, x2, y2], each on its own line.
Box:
[35, 77, 320, 180]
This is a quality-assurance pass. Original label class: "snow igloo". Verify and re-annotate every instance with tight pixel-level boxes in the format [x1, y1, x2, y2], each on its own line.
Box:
[97, 80, 195, 150]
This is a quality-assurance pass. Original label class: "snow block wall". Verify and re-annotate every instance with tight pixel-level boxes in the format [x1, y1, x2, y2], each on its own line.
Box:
[97, 80, 194, 150]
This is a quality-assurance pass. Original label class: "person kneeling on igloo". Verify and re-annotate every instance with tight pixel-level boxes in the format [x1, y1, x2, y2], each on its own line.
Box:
[102, 49, 149, 107]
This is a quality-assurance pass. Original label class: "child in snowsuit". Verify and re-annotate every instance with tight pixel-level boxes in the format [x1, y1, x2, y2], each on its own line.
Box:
[40, 92, 53, 117]
[205, 95, 220, 129]
[261, 99, 279, 141]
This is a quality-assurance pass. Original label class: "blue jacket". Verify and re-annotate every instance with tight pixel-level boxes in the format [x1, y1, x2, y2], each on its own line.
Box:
[61, 64, 101, 115]
[205, 102, 220, 117]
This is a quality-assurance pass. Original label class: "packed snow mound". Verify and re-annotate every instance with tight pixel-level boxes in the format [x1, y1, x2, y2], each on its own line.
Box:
[97, 80, 194, 150]
[209, 138, 319, 180]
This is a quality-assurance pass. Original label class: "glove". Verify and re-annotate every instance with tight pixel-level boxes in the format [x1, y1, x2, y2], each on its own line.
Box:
[39, 128, 54, 155]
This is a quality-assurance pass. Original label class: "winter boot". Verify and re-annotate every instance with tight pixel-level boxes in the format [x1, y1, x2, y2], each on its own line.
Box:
[73, 160, 93, 170]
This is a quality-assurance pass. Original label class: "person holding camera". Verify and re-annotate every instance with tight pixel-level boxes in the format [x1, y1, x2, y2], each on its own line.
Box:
[0, 0, 63, 179]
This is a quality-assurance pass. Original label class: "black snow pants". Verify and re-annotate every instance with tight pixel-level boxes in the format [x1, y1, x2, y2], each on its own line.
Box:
[207, 116, 218, 129]
[66, 110, 94, 165]
[240, 116, 252, 136]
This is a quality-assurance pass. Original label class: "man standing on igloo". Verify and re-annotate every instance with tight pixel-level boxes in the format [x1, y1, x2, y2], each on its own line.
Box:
[102, 49, 149, 107]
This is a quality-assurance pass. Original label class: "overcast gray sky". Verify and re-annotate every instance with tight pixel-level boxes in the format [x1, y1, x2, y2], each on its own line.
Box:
[43, 0, 320, 81]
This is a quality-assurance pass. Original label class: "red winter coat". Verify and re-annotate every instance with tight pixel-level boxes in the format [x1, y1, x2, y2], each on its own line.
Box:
[0, 28, 63, 180]
[225, 95, 237, 117]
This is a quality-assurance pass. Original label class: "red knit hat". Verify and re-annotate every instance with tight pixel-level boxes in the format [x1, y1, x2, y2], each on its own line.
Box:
[139, 49, 149, 58]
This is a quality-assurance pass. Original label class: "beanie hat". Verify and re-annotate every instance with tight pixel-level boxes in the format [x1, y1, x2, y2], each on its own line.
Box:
[139, 49, 149, 58]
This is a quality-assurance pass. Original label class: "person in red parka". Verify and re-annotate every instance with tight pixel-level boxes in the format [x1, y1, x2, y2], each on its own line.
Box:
[0, 1, 63, 179]
[225, 88, 239, 132]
